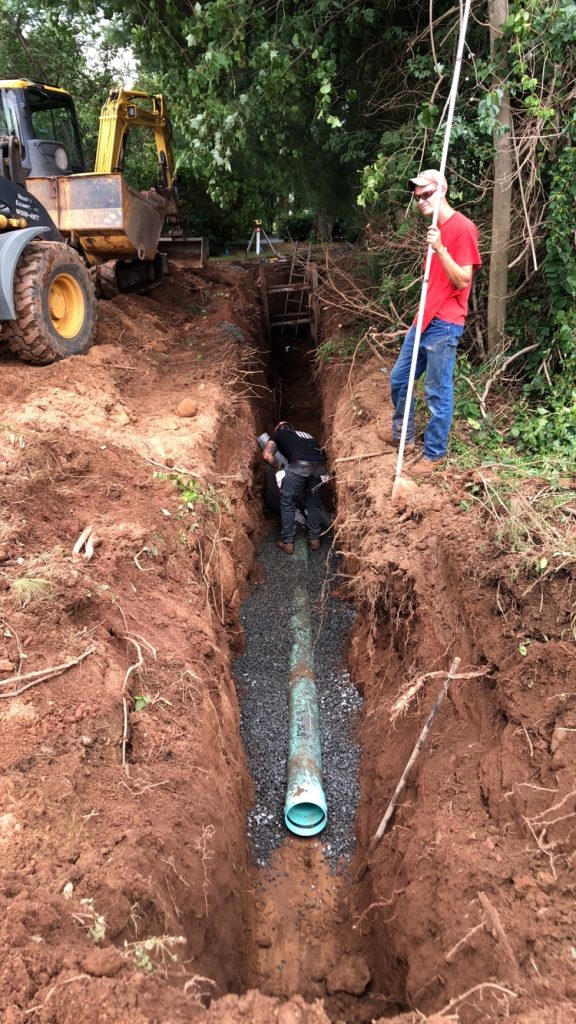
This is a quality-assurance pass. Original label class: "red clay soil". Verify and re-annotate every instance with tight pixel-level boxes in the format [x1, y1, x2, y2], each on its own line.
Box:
[0, 260, 573, 1024]
[322, 346, 576, 1024]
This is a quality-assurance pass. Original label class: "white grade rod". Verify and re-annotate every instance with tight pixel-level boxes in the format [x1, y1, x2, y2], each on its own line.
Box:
[394, 0, 473, 481]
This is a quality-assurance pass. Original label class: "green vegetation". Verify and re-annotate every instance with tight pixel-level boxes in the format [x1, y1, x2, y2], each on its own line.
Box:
[123, 935, 186, 973]
[154, 472, 230, 515]
[276, 212, 315, 242]
[450, 353, 576, 468]
[317, 326, 367, 365]
[1, 0, 574, 458]
[460, 464, 576, 596]
[0, 1, 126, 164]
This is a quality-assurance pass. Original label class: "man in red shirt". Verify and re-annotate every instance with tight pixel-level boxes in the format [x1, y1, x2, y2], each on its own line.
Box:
[378, 169, 481, 475]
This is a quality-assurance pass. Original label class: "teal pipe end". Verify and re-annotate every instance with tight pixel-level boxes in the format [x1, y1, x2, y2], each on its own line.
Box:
[284, 784, 327, 837]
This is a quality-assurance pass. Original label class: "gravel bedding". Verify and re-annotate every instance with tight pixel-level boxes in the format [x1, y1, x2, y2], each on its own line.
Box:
[234, 527, 363, 869]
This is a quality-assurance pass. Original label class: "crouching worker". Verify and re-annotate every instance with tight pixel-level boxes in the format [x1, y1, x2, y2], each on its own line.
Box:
[262, 422, 327, 554]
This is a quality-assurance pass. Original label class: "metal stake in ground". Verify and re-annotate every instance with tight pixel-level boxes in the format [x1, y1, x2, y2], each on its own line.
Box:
[284, 535, 328, 836]
[356, 656, 461, 881]
[392, 0, 473, 500]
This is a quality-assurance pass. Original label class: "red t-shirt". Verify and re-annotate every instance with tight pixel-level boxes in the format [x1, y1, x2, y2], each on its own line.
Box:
[415, 211, 481, 331]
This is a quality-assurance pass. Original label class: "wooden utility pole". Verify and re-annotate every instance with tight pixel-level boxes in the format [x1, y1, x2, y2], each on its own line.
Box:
[487, 0, 513, 353]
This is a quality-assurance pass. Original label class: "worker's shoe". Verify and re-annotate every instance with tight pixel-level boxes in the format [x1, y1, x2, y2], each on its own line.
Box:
[409, 457, 446, 478]
[308, 537, 321, 551]
[377, 427, 415, 451]
[276, 539, 294, 554]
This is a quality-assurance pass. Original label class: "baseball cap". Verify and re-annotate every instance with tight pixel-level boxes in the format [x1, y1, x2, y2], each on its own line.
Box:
[408, 168, 447, 192]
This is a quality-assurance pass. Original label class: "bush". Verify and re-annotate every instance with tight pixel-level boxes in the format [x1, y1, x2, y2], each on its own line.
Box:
[276, 212, 314, 240]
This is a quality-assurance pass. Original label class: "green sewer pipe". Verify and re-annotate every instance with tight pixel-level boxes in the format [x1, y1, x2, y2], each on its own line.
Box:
[284, 536, 328, 836]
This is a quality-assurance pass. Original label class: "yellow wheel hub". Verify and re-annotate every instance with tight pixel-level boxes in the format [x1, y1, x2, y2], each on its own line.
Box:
[48, 274, 85, 338]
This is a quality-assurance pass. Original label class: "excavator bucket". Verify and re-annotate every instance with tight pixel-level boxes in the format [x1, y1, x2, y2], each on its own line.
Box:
[158, 235, 209, 265]
[25, 173, 166, 263]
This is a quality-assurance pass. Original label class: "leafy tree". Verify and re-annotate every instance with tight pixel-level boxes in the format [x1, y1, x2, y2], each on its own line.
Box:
[66, 0, 438, 238]
[0, 0, 127, 164]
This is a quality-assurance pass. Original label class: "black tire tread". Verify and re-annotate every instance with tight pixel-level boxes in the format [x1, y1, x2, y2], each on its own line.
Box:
[3, 242, 96, 365]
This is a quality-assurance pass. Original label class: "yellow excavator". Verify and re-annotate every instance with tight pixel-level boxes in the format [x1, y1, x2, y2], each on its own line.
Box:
[0, 80, 204, 363]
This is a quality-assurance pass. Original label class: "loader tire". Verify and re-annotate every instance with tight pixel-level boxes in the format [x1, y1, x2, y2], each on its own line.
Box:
[4, 241, 96, 365]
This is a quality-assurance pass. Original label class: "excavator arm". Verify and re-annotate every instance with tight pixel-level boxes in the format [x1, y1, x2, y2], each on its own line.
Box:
[95, 88, 176, 189]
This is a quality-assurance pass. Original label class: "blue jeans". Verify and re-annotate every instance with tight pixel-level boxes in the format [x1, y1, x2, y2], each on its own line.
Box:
[390, 318, 463, 460]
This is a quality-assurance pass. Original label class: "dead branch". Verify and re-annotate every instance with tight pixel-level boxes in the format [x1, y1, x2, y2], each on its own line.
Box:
[0, 648, 95, 699]
[522, 815, 558, 878]
[460, 373, 487, 418]
[390, 663, 492, 724]
[479, 343, 539, 415]
[24, 974, 91, 1015]
[365, 335, 387, 363]
[477, 891, 519, 979]
[334, 451, 389, 464]
[510, 116, 538, 271]
[356, 657, 461, 881]
[445, 920, 486, 962]
[134, 547, 155, 572]
[436, 981, 518, 1017]
[72, 525, 95, 563]
[408, 5, 462, 53]
[120, 634, 156, 770]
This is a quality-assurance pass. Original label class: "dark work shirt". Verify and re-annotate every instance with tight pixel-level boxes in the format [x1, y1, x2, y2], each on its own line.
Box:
[272, 427, 325, 464]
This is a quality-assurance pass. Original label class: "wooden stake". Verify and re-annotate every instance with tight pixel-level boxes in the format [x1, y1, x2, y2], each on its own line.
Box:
[356, 657, 461, 881]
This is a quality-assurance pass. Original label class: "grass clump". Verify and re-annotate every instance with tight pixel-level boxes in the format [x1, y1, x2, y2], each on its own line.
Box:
[317, 325, 368, 364]
[11, 576, 52, 609]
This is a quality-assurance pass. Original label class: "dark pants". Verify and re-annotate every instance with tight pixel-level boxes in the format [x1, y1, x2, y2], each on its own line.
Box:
[280, 465, 323, 542]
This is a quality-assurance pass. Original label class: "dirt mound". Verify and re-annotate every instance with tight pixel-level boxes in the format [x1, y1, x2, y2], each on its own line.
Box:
[0, 262, 262, 1023]
[322, 354, 576, 1023]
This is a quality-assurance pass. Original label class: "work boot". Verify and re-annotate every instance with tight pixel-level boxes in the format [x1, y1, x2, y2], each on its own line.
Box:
[276, 539, 294, 554]
[377, 427, 415, 451]
[308, 537, 321, 551]
[409, 457, 446, 478]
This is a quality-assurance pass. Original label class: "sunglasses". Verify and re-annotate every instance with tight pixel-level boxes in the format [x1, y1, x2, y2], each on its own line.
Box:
[415, 188, 437, 203]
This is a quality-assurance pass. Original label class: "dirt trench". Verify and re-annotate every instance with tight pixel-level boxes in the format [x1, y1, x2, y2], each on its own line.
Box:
[0, 259, 574, 1024]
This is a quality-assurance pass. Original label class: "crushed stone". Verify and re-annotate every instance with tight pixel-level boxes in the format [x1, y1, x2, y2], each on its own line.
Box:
[235, 529, 362, 869]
